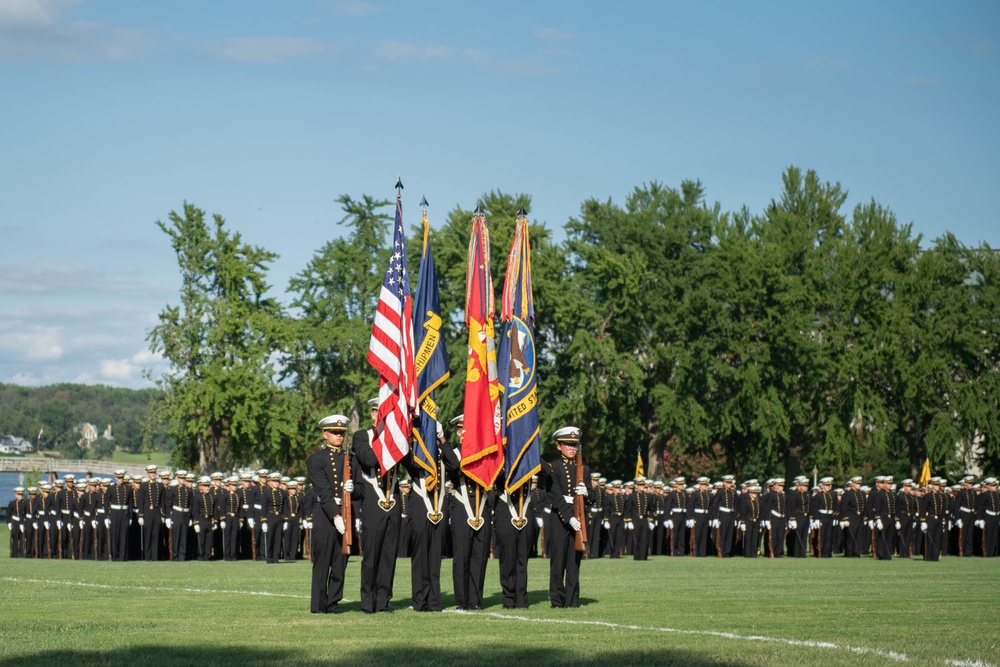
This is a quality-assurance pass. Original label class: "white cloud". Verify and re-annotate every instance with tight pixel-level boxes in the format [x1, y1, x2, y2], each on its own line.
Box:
[0, 326, 63, 361]
[216, 36, 329, 63]
[100, 358, 136, 380]
[0, 0, 71, 27]
[374, 39, 413, 62]
[0, 2, 150, 62]
[534, 27, 574, 44]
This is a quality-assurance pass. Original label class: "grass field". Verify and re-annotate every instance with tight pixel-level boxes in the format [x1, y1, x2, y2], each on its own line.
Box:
[1, 528, 996, 667]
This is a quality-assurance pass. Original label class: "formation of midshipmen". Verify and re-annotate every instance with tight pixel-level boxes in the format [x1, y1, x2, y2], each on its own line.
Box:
[8, 468, 998, 565]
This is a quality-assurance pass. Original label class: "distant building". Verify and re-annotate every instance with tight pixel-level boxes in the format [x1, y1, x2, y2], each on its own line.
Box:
[0, 435, 35, 454]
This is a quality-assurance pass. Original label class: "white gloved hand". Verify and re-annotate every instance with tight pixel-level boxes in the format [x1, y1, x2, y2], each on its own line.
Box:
[665, 519, 674, 529]
[165, 519, 173, 528]
[535, 517, 543, 528]
[221, 520, 227, 529]
[976, 520, 985, 529]
[840, 519, 849, 528]
[603, 520, 610, 530]
[738, 522, 746, 532]
[895, 521, 901, 530]
[832, 520, 839, 527]
[334, 515, 346, 534]
[194, 524, 201, 534]
[956, 519, 963, 529]
[138, 517, 144, 526]
[57, 520, 64, 530]
[105, 518, 111, 528]
[188, 520, 192, 527]
[436, 420, 445, 441]
[248, 518, 255, 529]
[876, 519, 884, 531]
[91, 520, 97, 529]
[343, 480, 354, 493]
[569, 517, 582, 532]
[811, 520, 820, 531]
[79, 520, 85, 529]
[648, 521, 655, 531]
[261, 522, 268, 533]
[711, 519, 720, 529]
[788, 519, 797, 530]
[764, 520, 771, 530]
[947, 521, 953, 530]
[686, 519, 695, 529]
[625, 521, 633, 531]
[283, 521, 289, 531]
[574, 484, 587, 496]
[44, 521, 50, 530]
[920, 521, 928, 533]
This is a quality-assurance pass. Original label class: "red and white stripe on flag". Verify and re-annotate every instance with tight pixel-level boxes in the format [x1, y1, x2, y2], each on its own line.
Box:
[367, 197, 417, 475]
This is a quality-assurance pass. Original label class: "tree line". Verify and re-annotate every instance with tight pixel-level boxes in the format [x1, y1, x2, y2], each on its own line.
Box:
[0, 383, 163, 458]
[146, 166, 1000, 483]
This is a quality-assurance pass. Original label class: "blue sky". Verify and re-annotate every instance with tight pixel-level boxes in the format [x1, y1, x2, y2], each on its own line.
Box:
[1, 0, 997, 390]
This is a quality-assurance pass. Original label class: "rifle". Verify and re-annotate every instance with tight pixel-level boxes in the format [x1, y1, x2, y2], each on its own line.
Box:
[341, 449, 353, 555]
[573, 449, 587, 552]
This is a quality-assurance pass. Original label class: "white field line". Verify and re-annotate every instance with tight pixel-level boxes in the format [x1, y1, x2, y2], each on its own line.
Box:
[4, 577, 993, 667]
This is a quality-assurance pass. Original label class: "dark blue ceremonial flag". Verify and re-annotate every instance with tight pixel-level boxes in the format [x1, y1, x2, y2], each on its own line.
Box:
[412, 211, 449, 490]
[499, 215, 541, 493]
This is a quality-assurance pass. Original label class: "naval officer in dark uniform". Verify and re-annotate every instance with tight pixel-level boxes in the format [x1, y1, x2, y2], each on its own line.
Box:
[307, 414, 354, 613]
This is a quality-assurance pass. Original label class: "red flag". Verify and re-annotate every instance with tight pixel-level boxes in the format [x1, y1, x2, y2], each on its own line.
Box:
[460, 210, 504, 489]
[367, 195, 417, 474]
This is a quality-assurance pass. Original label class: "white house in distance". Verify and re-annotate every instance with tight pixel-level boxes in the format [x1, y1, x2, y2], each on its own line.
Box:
[0, 436, 35, 454]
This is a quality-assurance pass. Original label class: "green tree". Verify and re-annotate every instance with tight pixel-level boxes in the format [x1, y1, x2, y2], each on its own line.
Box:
[146, 202, 290, 472]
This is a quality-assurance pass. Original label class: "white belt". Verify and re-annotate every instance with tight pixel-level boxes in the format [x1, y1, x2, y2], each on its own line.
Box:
[771, 510, 785, 518]
[242, 504, 249, 509]
[671, 508, 685, 514]
[60, 510, 71, 514]
[12, 516, 21, 522]
[818, 509, 834, 515]
[694, 508, 707, 514]
[563, 495, 573, 504]
[172, 506, 190, 513]
[110, 504, 125, 510]
[26, 513, 33, 519]
[719, 507, 733, 513]
[253, 504, 262, 509]
[987, 510, 998, 517]
[84, 511, 92, 517]
[959, 507, 973, 513]
[543, 507, 552, 514]
[97, 509, 106, 514]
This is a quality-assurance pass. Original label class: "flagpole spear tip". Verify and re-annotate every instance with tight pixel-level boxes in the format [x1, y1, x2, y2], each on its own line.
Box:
[420, 195, 429, 208]
[474, 203, 484, 216]
[517, 205, 527, 217]
[395, 178, 404, 191]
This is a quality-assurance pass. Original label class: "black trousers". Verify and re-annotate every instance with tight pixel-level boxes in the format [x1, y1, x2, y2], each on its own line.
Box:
[409, 512, 445, 611]
[170, 513, 188, 561]
[766, 519, 786, 557]
[451, 511, 490, 610]
[548, 517, 583, 608]
[494, 504, 531, 608]
[608, 517, 625, 558]
[310, 511, 347, 613]
[110, 511, 130, 561]
[359, 506, 400, 612]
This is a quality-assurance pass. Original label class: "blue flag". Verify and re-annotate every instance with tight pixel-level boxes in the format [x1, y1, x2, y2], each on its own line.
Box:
[412, 208, 449, 490]
[499, 213, 541, 493]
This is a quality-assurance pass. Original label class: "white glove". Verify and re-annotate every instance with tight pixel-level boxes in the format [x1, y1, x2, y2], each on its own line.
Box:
[535, 517, 543, 528]
[811, 520, 820, 530]
[79, 520, 85, 529]
[895, 521, 901, 530]
[261, 522, 268, 533]
[165, 519, 173, 528]
[194, 524, 201, 534]
[711, 519, 720, 528]
[876, 519, 884, 531]
[138, 517, 144, 526]
[603, 520, 610, 530]
[840, 519, 849, 528]
[104, 519, 110, 528]
[947, 521, 953, 530]
[833, 520, 839, 527]
[686, 519, 695, 529]
[436, 420, 445, 441]
[976, 520, 985, 529]
[44, 521, 50, 530]
[625, 521, 634, 531]
[248, 518, 255, 529]
[569, 517, 581, 532]
[665, 519, 674, 529]
[648, 521, 655, 531]
[283, 521, 289, 531]
[574, 484, 587, 496]
[303, 521, 311, 529]
[788, 519, 797, 530]
[188, 520, 192, 527]
[221, 520, 226, 529]
[956, 519, 963, 529]
[739, 522, 746, 532]
[920, 522, 928, 533]
[764, 520, 771, 530]
[57, 520, 64, 530]
[91, 520, 97, 529]
[333, 515, 346, 534]
[343, 480, 354, 493]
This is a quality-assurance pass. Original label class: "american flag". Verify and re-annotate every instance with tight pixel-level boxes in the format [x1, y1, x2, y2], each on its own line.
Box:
[367, 195, 417, 475]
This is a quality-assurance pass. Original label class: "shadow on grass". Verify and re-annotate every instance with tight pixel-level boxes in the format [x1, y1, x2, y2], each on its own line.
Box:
[2, 644, 741, 667]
